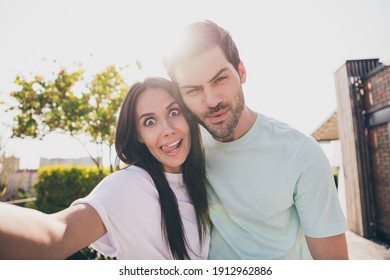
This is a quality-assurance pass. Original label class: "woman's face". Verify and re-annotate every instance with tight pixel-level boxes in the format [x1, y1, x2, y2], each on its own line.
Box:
[135, 87, 191, 173]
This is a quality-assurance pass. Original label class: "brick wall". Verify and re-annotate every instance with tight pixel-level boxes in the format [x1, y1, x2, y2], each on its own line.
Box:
[364, 66, 390, 111]
[364, 65, 390, 242]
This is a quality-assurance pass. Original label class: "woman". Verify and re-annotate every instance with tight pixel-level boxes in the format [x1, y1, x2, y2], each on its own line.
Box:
[0, 77, 209, 260]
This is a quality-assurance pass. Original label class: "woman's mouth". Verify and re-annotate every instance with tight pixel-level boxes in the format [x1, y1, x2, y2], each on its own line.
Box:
[161, 139, 182, 154]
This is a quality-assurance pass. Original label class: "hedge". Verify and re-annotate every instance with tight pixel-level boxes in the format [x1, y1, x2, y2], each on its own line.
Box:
[34, 165, 109, 214]
[33, 165, 112, 260]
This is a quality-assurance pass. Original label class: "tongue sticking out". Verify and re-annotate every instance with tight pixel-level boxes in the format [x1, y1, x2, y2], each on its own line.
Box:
[161, 140, 181, 153]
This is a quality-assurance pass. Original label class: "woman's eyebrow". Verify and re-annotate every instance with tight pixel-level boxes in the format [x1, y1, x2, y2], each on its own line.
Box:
[166, 101, 178, 110]
[138, 112, 154, 121]
[138, 101, 178, 121]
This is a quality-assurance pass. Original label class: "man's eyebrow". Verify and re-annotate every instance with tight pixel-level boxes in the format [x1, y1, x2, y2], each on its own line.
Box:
[179, 68, 230, 90]
[180, 84, 201, 90]
[208, 68, 229, 83]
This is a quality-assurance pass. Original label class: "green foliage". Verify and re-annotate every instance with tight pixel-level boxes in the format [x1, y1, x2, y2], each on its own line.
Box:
[86, 65, 128, 147]
[0, 185, 6, 201]
[33, 165, 113, 260]
[8, 65, 131, 172]
[332, 167, 339, 189]
[10, 70, 86, 139]
[15, 188, 32, 200]
[67, 246, 114, 260]
[34, 165, 109, 214]
[0, 139, 19, 201]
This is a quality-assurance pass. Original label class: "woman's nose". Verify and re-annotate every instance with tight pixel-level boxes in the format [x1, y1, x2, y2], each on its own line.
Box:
[161, 120, 175, 137]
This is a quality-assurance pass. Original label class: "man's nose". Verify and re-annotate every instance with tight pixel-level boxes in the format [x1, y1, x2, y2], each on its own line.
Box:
[204, 88, 222, 108]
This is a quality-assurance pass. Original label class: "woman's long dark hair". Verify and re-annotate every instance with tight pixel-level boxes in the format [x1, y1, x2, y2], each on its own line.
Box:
[115, 77, 208, 259]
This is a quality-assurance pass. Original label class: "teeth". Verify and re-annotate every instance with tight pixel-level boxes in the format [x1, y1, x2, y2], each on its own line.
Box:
[167, 140, 180, 147]
[161, 139, 182, 153]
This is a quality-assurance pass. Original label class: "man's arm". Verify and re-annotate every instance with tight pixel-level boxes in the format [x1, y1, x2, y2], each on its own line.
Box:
[305, 233, 349, 259]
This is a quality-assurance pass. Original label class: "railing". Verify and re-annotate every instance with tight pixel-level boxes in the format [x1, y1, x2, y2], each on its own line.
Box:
[5, 197, 37, 205]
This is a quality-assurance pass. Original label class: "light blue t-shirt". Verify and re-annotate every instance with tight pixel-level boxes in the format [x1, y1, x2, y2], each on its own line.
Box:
[204, 114, 347, 259]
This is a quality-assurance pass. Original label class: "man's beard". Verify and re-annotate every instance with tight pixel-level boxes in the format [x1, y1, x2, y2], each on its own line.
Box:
[200, 88, 244, 140]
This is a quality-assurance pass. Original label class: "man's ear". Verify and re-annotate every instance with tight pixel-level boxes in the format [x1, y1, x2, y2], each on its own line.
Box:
[238, 61, 247, 83]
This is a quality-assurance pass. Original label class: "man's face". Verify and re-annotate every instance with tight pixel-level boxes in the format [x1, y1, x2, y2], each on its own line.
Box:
[173, 46, 246, 142]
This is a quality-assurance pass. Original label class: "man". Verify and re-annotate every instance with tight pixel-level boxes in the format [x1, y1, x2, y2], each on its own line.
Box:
[163, 20, 348, 259]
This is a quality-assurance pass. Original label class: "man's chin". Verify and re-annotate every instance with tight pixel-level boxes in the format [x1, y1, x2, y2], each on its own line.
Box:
[205, 125, 233, 140]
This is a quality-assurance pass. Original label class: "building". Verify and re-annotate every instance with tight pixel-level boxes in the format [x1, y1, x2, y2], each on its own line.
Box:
[313, 59, 389, 246]
[0, 157, 38, 200]
[2, 157, 99, 197]
[6, 169, 38, 193]
[39, 157, 98, 168]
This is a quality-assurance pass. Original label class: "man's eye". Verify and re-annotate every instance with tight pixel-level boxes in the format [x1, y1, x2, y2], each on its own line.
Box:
[144, 118, 156, 126]
[185, 88, 200, 95]
[169, 109, 180, 117]
[215, 76, 227, 83]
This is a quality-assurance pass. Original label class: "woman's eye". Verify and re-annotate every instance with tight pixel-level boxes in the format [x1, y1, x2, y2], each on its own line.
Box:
[144, 118, 156, 126]
[169, 109, 180, 117]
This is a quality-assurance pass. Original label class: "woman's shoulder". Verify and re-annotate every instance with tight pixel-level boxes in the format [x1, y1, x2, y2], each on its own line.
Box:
[103, 165, 153, 185]
[85, 165, 157, 201]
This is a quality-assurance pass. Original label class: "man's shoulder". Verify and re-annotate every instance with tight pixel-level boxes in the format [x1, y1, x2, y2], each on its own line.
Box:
[255, 114, 327, 162]
[257, 114, 310, 142]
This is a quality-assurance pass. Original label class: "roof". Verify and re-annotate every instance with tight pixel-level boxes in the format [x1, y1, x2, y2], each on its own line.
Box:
[311, 111, 339, 142]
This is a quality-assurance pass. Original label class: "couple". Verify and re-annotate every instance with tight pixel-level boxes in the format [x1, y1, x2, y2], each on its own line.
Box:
[0, 20, 348, 260]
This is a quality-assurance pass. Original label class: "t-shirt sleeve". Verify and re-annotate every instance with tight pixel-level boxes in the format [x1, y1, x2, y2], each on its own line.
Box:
[71, 176, 122, 257]
[291, 138, 347, 238]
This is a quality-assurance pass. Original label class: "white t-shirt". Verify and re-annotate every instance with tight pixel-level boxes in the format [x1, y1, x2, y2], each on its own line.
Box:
[204, 114, 347, 259]
[72, 165, 209, 260]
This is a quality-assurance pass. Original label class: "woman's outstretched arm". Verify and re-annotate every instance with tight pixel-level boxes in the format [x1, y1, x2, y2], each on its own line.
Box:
[0, 202, 106, 259]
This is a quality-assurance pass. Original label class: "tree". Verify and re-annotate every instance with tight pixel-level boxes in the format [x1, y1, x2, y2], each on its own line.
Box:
[0, 137, 15, 201]
[84, 66, 129, 173]
[7, 64, 133, 175]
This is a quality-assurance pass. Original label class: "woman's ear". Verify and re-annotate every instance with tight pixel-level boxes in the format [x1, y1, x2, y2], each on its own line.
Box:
[137, 137, 144, 144]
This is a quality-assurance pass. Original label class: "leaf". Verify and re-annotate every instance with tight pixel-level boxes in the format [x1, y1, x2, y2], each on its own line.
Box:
[1, 186, 6, 198]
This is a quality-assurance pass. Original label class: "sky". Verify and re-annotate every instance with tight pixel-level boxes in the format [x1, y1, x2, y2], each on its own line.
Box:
[1, 0, 390, 169]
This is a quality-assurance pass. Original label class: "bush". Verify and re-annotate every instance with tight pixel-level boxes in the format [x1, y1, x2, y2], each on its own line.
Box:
[33, 165, 113, 260]
[34, 165, 108, 214]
